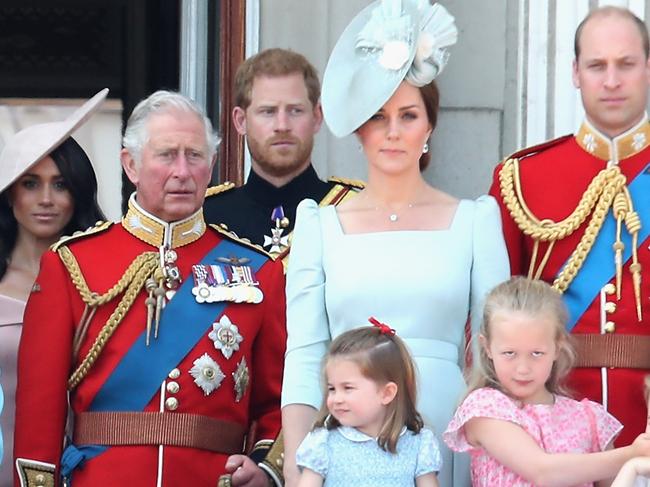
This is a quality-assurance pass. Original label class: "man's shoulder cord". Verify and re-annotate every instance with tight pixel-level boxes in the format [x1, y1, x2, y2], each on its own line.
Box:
[57, 245, 160, 389]
[498, 158, 641, 309]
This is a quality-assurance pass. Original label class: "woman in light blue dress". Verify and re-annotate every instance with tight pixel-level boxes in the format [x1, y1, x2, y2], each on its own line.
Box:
[281, 2, 509, 487]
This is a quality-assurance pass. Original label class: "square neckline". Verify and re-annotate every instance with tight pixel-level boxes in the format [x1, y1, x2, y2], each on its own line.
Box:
[328, 199, 467, 236]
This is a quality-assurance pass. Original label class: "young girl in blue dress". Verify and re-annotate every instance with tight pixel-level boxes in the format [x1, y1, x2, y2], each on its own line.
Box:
[296, 319, 441, 487]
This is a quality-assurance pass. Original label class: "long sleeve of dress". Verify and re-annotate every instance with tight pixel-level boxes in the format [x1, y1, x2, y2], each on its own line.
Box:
[282, 199, 331, 409]
[469, 196, 510, 354]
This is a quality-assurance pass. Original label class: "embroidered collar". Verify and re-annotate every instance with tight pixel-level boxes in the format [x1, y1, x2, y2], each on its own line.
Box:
[122, 193, 206, 248]
[337, 425, 407, 442]
[576, 114, 650, 164]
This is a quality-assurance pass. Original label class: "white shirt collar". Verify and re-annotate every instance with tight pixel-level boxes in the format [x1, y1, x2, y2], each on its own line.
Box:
[336, 425, 408, 442]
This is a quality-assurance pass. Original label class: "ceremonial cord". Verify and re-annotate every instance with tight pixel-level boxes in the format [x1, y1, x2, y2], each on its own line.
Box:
[58, 246, 160, 389]
[499, 158, 641, 307]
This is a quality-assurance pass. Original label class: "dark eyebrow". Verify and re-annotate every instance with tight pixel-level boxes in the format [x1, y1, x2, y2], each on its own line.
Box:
[376, 104, 420, 114]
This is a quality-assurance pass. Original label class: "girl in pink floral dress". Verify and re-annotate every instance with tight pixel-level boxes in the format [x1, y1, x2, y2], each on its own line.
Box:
[444, 277, 650, 486]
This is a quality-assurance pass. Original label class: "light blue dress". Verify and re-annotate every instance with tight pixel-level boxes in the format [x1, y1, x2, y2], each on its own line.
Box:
[282, 196, 509, 487]
[296, 426, 441, 486]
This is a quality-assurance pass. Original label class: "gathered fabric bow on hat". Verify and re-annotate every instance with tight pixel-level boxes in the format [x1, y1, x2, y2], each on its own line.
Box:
[321, 0, 458, 137]
[355, 0, 457, 86]
[368, 316, 396, 336]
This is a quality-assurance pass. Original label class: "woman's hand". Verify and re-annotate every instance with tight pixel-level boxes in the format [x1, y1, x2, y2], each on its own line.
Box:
[282, 404, 318, 487]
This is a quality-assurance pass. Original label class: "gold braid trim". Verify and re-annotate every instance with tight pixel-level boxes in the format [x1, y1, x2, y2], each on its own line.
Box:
[499, 158, 625, 241]
[58, 246, 160, 389]
[552, 174, 625, 292]
[499, 158, 628, 293]
[58, 246, 158, 306]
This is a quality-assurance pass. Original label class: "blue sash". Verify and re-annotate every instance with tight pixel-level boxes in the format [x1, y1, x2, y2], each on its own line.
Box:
[562, 163, 650, 330]
[61, 239, 268, 478]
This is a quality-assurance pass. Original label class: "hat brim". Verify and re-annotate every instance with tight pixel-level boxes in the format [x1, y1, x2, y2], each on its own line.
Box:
[322, 1, 418, 137]
[0, 88, 109, 194]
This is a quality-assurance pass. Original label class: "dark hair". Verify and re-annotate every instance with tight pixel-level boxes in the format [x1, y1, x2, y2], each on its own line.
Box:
[418, 80, 440, 171]
[574, 6, 650, 60]
[0, 137, 105, 279]
[234, 48, 321, 110]
[313, 326, 423, 453]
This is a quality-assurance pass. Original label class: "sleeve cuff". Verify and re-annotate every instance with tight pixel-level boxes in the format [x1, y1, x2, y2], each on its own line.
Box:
[255, 432, 284, 487]
[15, 458, 56, 487]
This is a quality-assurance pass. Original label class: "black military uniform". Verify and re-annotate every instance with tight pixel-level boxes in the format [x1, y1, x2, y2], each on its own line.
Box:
[204, 165, 362, 268]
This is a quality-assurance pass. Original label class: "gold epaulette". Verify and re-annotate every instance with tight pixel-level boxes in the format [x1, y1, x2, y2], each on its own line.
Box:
[208, 223, 274, 260]
[319, 177, 364, 207]
[205, 181, 236, 198]
[51, 220, 113, 251]
[328, 176, 365, 190]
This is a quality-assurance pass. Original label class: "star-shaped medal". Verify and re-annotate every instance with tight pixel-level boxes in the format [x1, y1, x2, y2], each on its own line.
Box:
[208, 315, 244, 359]
[263, 226, 289, 254]
[190, 353, 225, 396]
[232, 357, 249, 402]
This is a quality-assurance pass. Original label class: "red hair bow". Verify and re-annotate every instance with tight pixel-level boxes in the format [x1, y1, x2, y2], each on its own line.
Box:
[368, 316, 395, 336]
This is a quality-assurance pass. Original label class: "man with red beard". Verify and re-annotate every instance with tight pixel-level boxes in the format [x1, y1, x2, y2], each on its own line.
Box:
[204, 49, 361, 269]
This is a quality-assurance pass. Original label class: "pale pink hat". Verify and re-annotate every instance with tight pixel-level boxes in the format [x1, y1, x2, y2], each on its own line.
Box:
[0, 88, 108, 194]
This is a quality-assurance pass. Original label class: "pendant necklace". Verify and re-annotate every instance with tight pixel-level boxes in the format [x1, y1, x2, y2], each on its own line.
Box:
[376, 203, 415, 222]
[387, 205, 414, 222]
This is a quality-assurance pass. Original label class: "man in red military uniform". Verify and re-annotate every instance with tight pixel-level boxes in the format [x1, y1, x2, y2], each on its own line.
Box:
[14, 90, 286, 486]
[490, 7, 650, 446]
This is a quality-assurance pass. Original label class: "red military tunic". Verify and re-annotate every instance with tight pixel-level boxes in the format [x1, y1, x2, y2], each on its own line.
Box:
[14, 199, 286, 486]
[490, 117, 650, 447]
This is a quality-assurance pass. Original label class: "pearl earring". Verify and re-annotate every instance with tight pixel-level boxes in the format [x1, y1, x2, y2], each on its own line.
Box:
[422, 143, 429, 154]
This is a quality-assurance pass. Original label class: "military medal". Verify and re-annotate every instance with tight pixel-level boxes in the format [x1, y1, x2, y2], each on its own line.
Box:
[263, 206, 289, 254]
[145, 245, 182, 346]
[208, 314, 243, 359]
[190, 353, 225, 395]
[232, 357, 249, 402]
[191, 258, 263, 304]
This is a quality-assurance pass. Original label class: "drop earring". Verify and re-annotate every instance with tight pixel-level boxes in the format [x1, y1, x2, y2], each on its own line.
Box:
[422, 143, 429, 154]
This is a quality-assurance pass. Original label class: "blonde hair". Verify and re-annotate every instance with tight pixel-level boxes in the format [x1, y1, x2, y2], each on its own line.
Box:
[313, 326, 423, 453]
[466, 276, 576, 398]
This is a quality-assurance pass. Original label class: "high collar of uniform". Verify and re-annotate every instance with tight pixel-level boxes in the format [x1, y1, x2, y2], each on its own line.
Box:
[122, 193, 206, 248]
[576, 114, 650, 164]
[244, 164, 323, 207]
